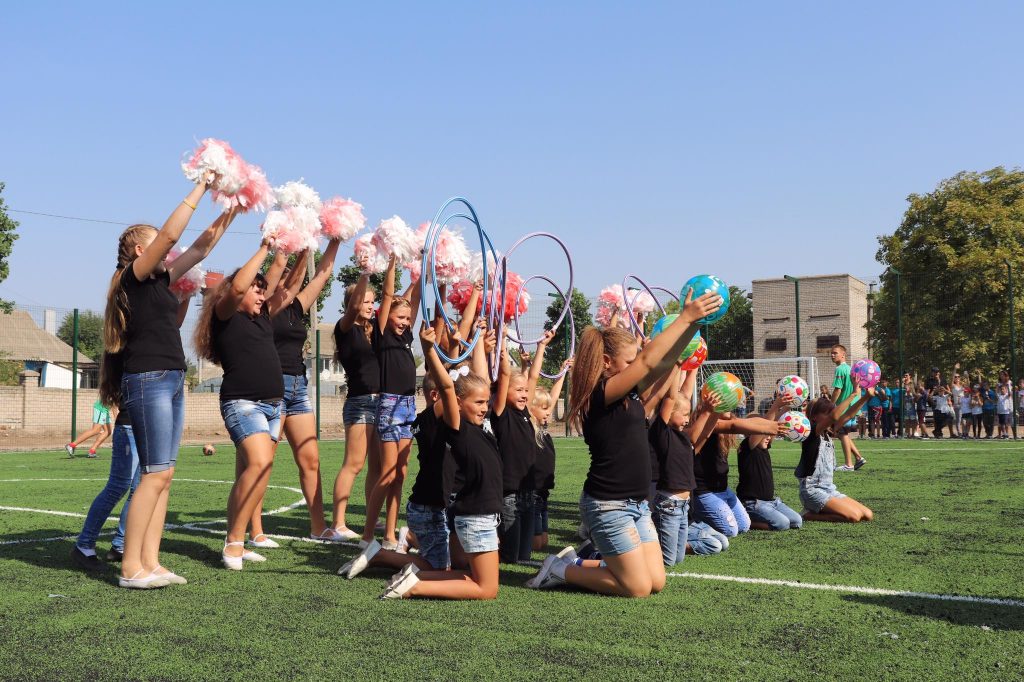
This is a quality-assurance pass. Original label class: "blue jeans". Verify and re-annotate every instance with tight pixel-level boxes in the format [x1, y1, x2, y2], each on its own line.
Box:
[742, 497, 803, 531]
[651, 492, 690, 566]
[499, 490, 536, 563]
[692, 488, 751, 537]
[579, 492, 658, 557]
[281, 374, 313, 416]
[221, 399, 282, 446]
[122, 370, 185, 473]
[687, 521, 729, 555]
[76, 425, 140, 552]
[533, 491, 549, 535]
[406, 502, 449, 569]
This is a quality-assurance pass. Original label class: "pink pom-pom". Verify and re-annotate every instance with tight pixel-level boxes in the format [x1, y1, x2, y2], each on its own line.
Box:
[319, 197, 366, 242]
[234, 163, 275, 213]
[261, 206, 320, 255]
[164, 247, 207, 301]
[627, 289, 656, 314]
[447, 280, 474, 311]
[372, 216, 419, 264]
[448, 270, 529, 323]
[354, 234, 390, 274]
[596, 284, 630, 328]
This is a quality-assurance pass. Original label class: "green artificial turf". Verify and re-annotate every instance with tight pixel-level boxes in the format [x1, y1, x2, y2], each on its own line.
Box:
[1, 438, 1022, 681]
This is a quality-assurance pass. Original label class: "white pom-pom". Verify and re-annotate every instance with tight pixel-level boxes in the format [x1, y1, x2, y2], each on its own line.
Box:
[371, 216, 419, 264]
[274, 180, 322, 210]
[261, 206, 321, 255]
[355, 234, 389, 274]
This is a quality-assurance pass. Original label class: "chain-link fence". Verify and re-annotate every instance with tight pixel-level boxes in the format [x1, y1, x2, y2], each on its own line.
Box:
[5, 268, 1022, 448]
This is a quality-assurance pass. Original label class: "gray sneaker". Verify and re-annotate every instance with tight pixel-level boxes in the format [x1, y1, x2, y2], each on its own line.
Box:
[834, 464, 855, 472]
[854, 457, 867, 470]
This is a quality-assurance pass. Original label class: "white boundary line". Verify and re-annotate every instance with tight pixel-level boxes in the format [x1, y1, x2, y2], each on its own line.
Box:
[4, 478, 1024, 608]
[666, 572, 1024, 608]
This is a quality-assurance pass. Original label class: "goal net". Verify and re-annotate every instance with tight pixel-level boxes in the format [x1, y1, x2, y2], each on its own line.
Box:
[695, 357, 823, 416]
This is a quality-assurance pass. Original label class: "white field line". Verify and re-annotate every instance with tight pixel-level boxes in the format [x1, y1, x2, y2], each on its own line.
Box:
[666, 572, 1024, 608]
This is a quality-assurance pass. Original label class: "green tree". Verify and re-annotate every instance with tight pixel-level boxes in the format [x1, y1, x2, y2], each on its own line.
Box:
[869, 167, 1024, 380]
[336, 253, 403, 312]
[541, 288, 594, 378]
[0, 351, 21, 386]
[261, 249, 335, 325]
[57, 310, 104, 362]
[0, 183, 21, 312]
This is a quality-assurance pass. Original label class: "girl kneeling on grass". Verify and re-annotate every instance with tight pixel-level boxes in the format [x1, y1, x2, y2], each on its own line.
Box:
[527, 290, 721, 597]
[737, 392, 802, 531]
[373, 322, 503, 600]
[798, 389, 875, 523]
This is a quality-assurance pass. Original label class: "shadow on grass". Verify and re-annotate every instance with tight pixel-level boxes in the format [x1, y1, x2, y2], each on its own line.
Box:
[841, 594, 1024, 631]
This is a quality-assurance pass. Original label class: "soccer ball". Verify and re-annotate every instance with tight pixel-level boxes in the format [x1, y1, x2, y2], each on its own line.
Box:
[779, 410, 811, 442]
[851, 359, 881, 389]
[777, 375, 809, 407]
[203, 444, 216, 456]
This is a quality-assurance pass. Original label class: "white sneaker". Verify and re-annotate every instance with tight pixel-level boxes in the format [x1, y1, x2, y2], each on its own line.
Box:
[381, 539, 399, 552]
[380, 564, 420, 599]
[325, 527, 361, 542]
[118, 570, 171, 589]
[556, 546, 577, 564]
[340, 539, 380, 579]
[834, 465, 855, 472]
[525, 554, 565, 589]
[247, 534, 280, 549]
[388, 561, 418, 585]
[311, 528, 349, 543]
[396, 526, 410, 554]
[242, 549, 266, 562]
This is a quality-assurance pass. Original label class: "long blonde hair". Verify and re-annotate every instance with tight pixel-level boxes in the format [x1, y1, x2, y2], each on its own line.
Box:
[567, 325, 637, 432]
[343, 282, 375, 344]
[102, 225, 157, 353]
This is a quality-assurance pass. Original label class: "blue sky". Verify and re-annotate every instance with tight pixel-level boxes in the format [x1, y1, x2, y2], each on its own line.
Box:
[3, 1, 1023, 319]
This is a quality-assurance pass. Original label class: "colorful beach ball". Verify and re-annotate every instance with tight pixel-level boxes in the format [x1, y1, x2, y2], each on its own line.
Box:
[680, 335, 708, 371]
[851, 359, 881, 389]
[779, 410, 812, 442]
[700, 371, 744, 413]
[650, 313, 676, 339]
[681, 274, 731, 324]
[650, 314, 705, 365]
[777, 375, 809, 407]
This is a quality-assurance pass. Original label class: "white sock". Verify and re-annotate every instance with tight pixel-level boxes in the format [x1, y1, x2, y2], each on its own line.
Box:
[551, 560, 567, 580]
[77, 546, 96, 557]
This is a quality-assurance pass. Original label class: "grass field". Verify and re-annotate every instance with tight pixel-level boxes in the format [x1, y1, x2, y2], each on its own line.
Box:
[1, 438, 1023, 681]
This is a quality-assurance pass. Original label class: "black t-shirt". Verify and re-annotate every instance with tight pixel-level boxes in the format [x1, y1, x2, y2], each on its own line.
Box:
[333, 320, 380, 397]
[533, 430, 556, 491]
[213, 310, 284, 402]
[115, 399, 131, 426]
[648, 417, 660, 484]
[491, 406, 537, 493]
[372, 321, 416, 396]
[443, 419, 503, 516]
[272, 299, 307, 376]
[649, 416, 696, 493]
[582, 380, 650, 501]
[120, 267, 185, 374]
[408, 406, 454, 508]
[736, 438, 774, 501]
[693, 432, 730, 494]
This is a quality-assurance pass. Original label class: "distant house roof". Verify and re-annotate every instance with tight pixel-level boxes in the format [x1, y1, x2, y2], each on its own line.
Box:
[0, 310, 94, 365]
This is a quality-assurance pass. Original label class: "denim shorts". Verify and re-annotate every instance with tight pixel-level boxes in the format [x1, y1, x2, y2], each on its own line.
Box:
[533, 492, 549, 534]
[451, 513, 500, 554]
[121, 369, 185, 474]
[406, 502, 450, 569]
[343, 393, 379, 427]
[579, 492, 658, 558]
[376, 393, 417, 443]
[221, 399, 283, 446]
[281, 374, 313, 416]
[799, 484, 846, 513]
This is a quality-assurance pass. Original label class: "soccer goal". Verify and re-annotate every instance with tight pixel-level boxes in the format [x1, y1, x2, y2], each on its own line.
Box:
[696, 357, 822, 416]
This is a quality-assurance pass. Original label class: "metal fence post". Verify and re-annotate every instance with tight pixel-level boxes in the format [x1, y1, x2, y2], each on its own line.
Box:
[1007, 260, 1017, 439]
[315, 328, 321, 440]
[784, 275, 801, 377]
[892, 269, 904, 437]
[71, 308, 79, 442]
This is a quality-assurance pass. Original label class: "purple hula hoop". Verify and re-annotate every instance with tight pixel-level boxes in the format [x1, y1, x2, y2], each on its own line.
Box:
[621, 274, 678, 338]
[512, 275, 576, 380]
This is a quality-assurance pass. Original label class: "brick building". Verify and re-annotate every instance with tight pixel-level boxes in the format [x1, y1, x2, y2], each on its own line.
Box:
[751, 274, 869, 400]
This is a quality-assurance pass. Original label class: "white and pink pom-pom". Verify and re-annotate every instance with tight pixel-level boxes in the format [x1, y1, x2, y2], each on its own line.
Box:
[371, 216, 419, 264]
[433, 228, 471, 285]
[596, 284, 627, 328]
[627, 289, 656, 315]
[319, 197, 366, 242]
[274, 180, 322, 210]
[448, 270, 529, 322]
[261, 206, 320, 255]
[447, 280, 474, 311]
[354, 234, 390, 274]
[235, 163, 275, 213]
[164, 247, 207, 301]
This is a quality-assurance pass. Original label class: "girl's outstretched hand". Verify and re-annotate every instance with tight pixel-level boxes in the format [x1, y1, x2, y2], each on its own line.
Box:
[680, 290, 723, 324]
[420, 321, 437, 347]
[562, 358, 574, 372]
[538, 328, 556, 348]
[484, 328, 497, 355]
